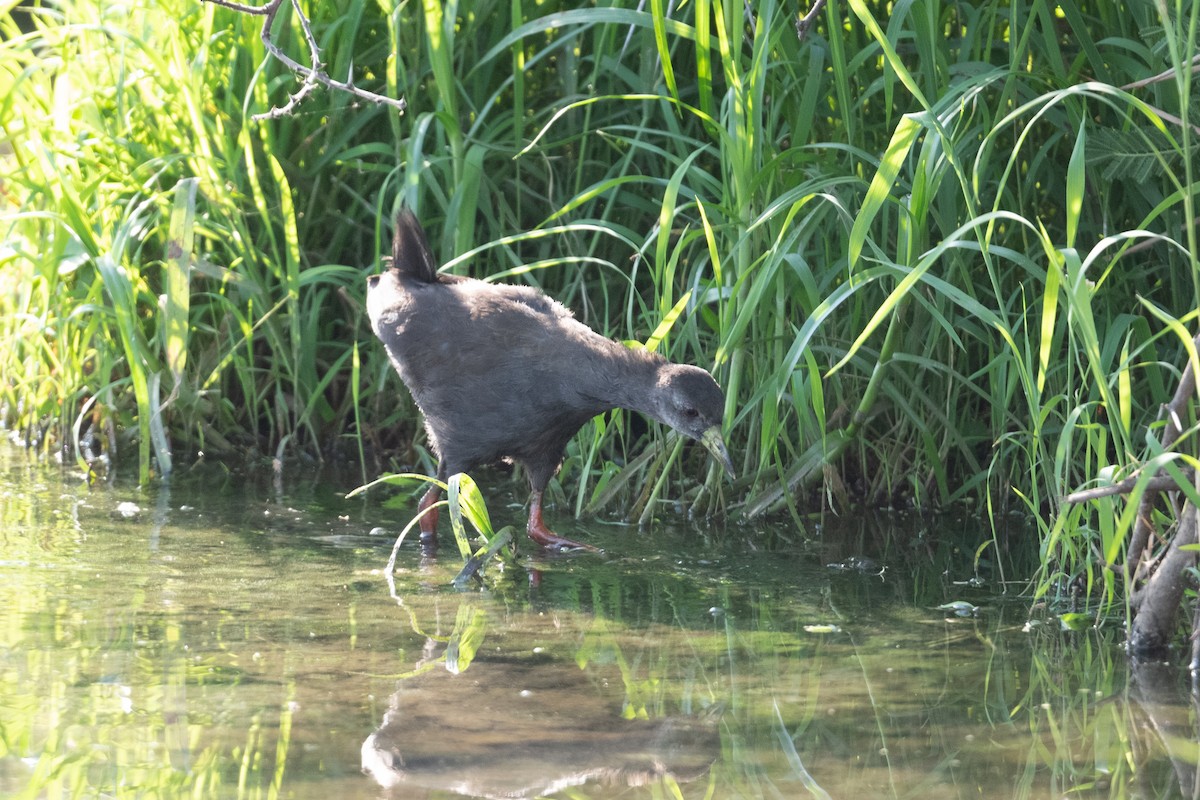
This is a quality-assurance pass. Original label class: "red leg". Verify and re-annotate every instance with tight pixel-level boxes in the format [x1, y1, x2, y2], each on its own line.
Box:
[526, 489, 599, 552]
[417, 484, 440, 544]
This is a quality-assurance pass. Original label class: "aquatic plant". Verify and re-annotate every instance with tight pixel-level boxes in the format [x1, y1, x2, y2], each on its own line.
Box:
[5, 0, 1200, 641]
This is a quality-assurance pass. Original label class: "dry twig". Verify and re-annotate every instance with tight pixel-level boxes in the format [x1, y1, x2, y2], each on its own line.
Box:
[204, 0, 406, 120]
[1064, 470, 1194, 504]
[1123, 53, 1200, 91]
[1064, 333, 1200, 657]
[795, 0, 827, 42]
[1067, 334, 1200, 577]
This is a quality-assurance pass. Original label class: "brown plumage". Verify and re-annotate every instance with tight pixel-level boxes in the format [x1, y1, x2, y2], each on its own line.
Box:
[366, 211, 733, 552]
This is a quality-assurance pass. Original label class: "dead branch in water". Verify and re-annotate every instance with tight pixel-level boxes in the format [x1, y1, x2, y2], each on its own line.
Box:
[1066, 332, 1200, 658]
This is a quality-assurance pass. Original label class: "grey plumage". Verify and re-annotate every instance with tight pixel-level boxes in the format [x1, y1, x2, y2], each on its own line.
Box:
[366, 210, 732, 551]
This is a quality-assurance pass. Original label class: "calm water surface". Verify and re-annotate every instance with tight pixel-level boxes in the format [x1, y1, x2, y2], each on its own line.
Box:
[0, 451, 1194, 799]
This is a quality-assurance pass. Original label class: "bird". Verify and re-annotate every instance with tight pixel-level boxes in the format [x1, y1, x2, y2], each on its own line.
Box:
[366, 210, 734, 552]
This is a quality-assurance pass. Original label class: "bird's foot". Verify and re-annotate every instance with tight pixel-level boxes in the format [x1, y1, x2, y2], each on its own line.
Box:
[527, 525, 600, 553]
[415, 485, 441, 553]
[526, 490, 600, 552]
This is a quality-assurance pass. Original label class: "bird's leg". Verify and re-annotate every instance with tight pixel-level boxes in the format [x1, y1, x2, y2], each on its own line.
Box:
[526, 489, 599, 552]
[417, 483, 440, 545]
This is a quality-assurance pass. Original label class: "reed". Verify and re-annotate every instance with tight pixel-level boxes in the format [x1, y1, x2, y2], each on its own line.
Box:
[3, 0, 1199, 596]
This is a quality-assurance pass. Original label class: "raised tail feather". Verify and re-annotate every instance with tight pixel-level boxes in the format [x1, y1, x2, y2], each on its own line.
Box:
[392, 210, 439, 284]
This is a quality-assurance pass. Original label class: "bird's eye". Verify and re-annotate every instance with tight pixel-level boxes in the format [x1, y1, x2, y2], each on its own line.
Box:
[684, 408, 700, 418]
[367, 275, 380, 289]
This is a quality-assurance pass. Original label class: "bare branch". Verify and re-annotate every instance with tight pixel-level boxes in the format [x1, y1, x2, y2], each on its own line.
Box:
[204, 0, 406, 121]
[1064, 331, 1200, 586]
[205, 0, 271, 14]
[1126, 332, 1200, 576]
[1129, 508, 1198, 652]
[1123, 53, 1200, 91]
[795, 0, 827, 43]
[1064, 470, 1194, 504]
[1128, 101, 1200, 137]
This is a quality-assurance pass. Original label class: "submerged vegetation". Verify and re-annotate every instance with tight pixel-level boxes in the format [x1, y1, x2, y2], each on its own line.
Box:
[5, 0, 1200, 634]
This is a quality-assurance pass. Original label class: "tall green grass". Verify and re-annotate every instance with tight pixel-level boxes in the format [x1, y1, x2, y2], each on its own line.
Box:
[3, 0, 1200, 597]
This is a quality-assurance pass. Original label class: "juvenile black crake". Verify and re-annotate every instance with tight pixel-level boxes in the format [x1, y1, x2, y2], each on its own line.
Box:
[366, 210, 733, 552]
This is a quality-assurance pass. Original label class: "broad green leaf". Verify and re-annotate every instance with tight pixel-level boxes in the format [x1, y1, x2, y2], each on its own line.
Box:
[650, 0, 678, 101]
[1066, 121, 1086, 248]
[1037, 246, 1061, 395]
[444, 604, 487, 674]
[645, 291, 691, 353]
[164, 177, 197, 389]
[848, 114, 922, 272]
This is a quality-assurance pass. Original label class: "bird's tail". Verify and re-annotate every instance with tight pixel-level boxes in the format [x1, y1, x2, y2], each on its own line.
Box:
[392, 210, 439, 284]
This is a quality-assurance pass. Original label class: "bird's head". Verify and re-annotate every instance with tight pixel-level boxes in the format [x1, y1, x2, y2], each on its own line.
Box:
[365, 268, 406, 333]
[652, 364, 735, 479]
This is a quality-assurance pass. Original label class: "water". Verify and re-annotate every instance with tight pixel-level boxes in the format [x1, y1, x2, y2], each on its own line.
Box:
[0, 452, 1194, 799]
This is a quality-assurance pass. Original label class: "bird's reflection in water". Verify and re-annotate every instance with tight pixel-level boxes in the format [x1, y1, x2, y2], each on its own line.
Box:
[361, 650, 721, 799]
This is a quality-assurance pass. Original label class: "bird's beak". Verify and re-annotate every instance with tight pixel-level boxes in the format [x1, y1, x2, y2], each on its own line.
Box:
[700, 425, 735, 480]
